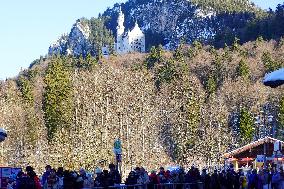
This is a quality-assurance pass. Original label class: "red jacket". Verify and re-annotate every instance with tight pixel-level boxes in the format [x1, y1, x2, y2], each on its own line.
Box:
[34, 176, 42, 189]
[149, 173, 160, 184]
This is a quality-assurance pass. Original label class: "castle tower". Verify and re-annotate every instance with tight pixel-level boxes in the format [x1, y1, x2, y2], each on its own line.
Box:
[116, 7, 125, 54]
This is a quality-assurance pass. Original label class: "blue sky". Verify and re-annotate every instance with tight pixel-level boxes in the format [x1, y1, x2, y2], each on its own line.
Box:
[0, 0, 282, 80]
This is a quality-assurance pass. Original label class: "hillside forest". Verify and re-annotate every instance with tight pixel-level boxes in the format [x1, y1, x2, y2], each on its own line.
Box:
[0, 38, 284, 175]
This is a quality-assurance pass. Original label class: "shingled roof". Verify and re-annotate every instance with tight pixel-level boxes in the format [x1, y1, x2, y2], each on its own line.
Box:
[224, 137, 284, 158]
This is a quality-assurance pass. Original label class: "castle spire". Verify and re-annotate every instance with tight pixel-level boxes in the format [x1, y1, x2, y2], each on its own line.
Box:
[117, 6, 125, 35]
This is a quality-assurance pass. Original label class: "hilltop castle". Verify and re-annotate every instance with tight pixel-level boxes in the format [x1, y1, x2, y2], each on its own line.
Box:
[114, 8, 145, 54]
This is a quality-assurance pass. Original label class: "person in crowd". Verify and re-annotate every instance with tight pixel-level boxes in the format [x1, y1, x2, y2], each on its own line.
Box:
[126, 171, 138, 189]
[157, 167, 168, 183]
[46, 169, 58, 189]
[169, 171, 179, 183]
[201, 169, 210, 189]
[42, 165, 52, 188]
[239, 169, 247, 189]
[79, 168, 94, 189]
[134, 167, 141, 182]
[279, 167, 284, 189]
[26, 166, 42, 189]
[185, 167, 199, 189]
[257, 169, 265, 189]
[263, 168, 270, 189]
[248, 169, 258, 189]
[219, 170, 227, 189]
[135, 167, 148, 185]
[226, 164, 238, 189]
[63, 170, 74, 189]
[178, 168, 185, 184]
[140, 167, 150, 184]
[109, 163, 121, 186]
[271, 168, 280, 189]
[15, 171, 36, 189]
[72, 171, 83, 189]
[57, 167, 64, 189]
[101, 170, 112, 188]
[211, 169, 220, 189]
[148, 170, 159, 189]
[165, 170, 171, 181]
[94, 168, 103, 187]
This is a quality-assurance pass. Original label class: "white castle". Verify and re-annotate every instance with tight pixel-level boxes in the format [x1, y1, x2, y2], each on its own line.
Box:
[114, 8, 145, 54]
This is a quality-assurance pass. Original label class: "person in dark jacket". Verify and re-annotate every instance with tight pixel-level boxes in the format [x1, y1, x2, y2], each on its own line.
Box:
[27, 170, 42, 189]
[211, 170, 220, 189]
[248, 169, 258, 189]
[148, 170, 159, 189]
[157, 167, 168, 184]
[126, 171, 138, 189]
[94, 168, 103, 187]
[101, 170, 112, 188]
[201, 169, 211, 189]
[15, 171, 36, 189]
[109, 163, 121, 186]
[63, 170, 74, 189]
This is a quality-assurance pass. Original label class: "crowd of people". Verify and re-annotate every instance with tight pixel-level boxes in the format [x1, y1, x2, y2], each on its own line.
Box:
[5, 163, 284, 189]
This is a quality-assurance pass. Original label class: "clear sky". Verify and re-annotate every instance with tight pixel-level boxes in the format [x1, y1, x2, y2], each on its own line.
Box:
[0, 0, 282, 80]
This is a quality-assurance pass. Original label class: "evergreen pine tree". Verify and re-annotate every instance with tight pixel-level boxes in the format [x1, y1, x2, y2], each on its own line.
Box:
[236, 59, 250, 79]
[206, 74, 217, 95]
[239, 108, 254, 143]
[145, 46, 163, 69]
[43, 56, 73, 141]
[262, 52, 281, 73]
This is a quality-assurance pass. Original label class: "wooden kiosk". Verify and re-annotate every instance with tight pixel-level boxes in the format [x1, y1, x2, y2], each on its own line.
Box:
[224, 137, 284, 170]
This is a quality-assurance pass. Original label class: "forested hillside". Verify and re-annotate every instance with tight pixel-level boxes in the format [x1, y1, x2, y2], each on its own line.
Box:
[1, 39, 284, 173]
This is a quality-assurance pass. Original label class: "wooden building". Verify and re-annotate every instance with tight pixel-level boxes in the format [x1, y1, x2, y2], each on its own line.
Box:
[223, 137, 284, 169]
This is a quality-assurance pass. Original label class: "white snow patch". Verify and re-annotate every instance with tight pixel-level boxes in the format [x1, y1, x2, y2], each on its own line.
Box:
[263, 68, 284, 82]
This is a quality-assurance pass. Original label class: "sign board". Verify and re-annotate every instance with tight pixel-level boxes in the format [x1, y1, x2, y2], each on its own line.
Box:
[0, 167, 21, 189]
[274, 140, 281, 151]
[256, 155, 265, 162]
[113, 139, 122, 155]
[1, 168, 11, 178]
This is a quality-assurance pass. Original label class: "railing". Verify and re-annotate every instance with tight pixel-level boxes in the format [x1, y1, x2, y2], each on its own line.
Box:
[92, 183, 204, 189]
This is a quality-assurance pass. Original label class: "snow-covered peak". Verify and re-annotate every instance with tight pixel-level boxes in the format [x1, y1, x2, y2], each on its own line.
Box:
[48, 20, 92, 57]
[72, 20, 91, 39]
[50, 33, 68, 47]
[195, 9, 216, 18]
